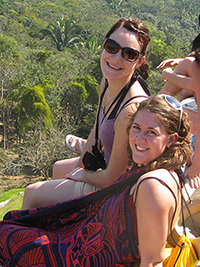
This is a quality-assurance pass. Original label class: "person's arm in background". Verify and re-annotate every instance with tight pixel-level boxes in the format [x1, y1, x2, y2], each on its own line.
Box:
[185, 50, 200, 187]
[158, 57, 195, 97]
[156, 58, 184, 69]
[160, 67, 194, 92]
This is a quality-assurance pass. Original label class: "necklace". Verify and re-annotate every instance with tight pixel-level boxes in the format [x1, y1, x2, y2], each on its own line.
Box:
[102, 93, 118, 114]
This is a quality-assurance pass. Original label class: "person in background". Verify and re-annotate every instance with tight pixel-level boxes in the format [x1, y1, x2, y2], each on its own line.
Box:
[21, 17, 151, 209]
[157, 14, 200, 103]
[157, 17, 200, 185]
[0, 95, 193, 267]
[185, 48, 200, 184]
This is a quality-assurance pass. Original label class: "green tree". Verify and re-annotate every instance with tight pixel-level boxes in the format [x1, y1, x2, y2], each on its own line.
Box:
[36, 50, 53, 64]
[63, 75, 99, 137]
[0, 34, 17, 57]
[80, 36, 101, 55]
[41, 17, 83, 51]
[15, 84, 53, 137]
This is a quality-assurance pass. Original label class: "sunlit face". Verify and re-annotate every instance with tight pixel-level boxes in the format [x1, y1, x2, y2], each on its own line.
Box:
[100, 27, 144, 84]
[129, 110, 172, 166]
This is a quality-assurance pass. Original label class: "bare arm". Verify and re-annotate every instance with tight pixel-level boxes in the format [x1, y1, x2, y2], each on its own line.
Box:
[158, 57, 195, 96]
[156, 58, 184, 69]
[161, 68, 194, 92]
[67, 103, 136, 188]
[135, 173, 177, 267]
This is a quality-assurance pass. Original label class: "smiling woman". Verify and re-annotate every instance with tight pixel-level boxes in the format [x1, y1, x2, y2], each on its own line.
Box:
[129, 109, 173, 165]
[21, 18, 151, 210]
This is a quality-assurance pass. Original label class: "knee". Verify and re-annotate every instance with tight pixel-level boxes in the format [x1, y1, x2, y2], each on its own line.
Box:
[24, 184, 35, 198]
[22, 183, 38, 209]
[52, 160, 61, 179]
[52, 157, 81, 179]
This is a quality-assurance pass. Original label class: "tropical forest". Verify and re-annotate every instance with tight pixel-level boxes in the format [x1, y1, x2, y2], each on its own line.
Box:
[0, 0, 199, 209]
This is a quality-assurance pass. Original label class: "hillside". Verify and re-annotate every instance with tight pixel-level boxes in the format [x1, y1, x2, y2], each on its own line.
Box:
[0, 0, 199, 183]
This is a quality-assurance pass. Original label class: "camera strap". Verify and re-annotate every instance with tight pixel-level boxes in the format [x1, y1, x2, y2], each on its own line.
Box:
[95, 80, 127, 147]
[95, 73, 149, 147]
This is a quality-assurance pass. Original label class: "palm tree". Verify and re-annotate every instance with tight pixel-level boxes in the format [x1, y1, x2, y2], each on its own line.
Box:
[80, 36, 102, 54]
[41, 17, 83, 51]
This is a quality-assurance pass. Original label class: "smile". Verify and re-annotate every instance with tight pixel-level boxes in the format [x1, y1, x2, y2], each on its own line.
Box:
[107, 62, 122, 70]
[136, 145, 148, 151]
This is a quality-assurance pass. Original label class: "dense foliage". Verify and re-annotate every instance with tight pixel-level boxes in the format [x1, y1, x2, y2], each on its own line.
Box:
[0, 0, 199, 177]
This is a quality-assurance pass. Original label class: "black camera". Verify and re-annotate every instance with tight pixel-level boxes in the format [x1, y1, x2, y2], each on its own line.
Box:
[82, 145, 107, 171]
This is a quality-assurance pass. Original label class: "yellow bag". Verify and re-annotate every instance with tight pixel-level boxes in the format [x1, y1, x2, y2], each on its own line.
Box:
[132, 176, 200, 267]
[164, 177, 200, 266]
[179, 189, 200, 260]
[163, 235, 199, 267]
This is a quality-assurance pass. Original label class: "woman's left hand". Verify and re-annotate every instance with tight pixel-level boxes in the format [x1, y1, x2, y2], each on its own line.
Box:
[66, 167, 86, 182]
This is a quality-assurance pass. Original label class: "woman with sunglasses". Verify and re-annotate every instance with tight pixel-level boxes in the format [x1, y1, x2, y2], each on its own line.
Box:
[21, 18, 151, 209]
[0, 95, 193, 266]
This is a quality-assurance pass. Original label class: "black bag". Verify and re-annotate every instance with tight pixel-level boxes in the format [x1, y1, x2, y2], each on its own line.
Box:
[82, 145, 106, 171]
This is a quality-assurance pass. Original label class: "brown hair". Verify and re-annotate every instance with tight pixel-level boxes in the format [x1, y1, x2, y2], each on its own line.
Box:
[127, 95, 192, 171]
[194, 47, 200, 65]
[105, 17, 151, 80]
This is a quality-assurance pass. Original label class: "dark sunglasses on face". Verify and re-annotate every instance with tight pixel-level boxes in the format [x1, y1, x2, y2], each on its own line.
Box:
[103, 38, 141, 62]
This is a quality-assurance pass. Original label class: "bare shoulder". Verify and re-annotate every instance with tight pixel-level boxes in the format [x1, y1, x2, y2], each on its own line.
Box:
[181, 56, 195, 66]
[132, 169, 179, 214]
[99, 76, 106, 94]
[139, 169, 179, 184]
[135, 169, 179, 197]
[115, 96, 147, 128]
[114, 103, 137, 132]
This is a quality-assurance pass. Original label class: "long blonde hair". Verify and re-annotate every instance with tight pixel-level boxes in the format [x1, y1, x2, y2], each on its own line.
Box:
[127, 95, 192, 171]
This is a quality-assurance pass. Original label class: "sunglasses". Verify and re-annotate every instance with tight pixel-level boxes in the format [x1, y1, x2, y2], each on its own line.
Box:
[103, 38, 140, 62]
[159, 94, 183, 133]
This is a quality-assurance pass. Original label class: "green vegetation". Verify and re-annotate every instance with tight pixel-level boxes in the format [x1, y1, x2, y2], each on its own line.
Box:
[0, 189, 25, 220]
[0, 0, 199, 181]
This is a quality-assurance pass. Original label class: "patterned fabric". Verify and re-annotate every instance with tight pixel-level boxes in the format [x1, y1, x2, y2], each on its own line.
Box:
[0, 167, 145, 267]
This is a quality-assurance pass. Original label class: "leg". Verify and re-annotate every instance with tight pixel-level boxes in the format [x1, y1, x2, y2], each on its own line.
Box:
[159, 80, 182, 96]
[53, 157, 82, 180]
[183, 108, 198, 134]
[22, 178, 77, 210]
[177, 89, 193, 102]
